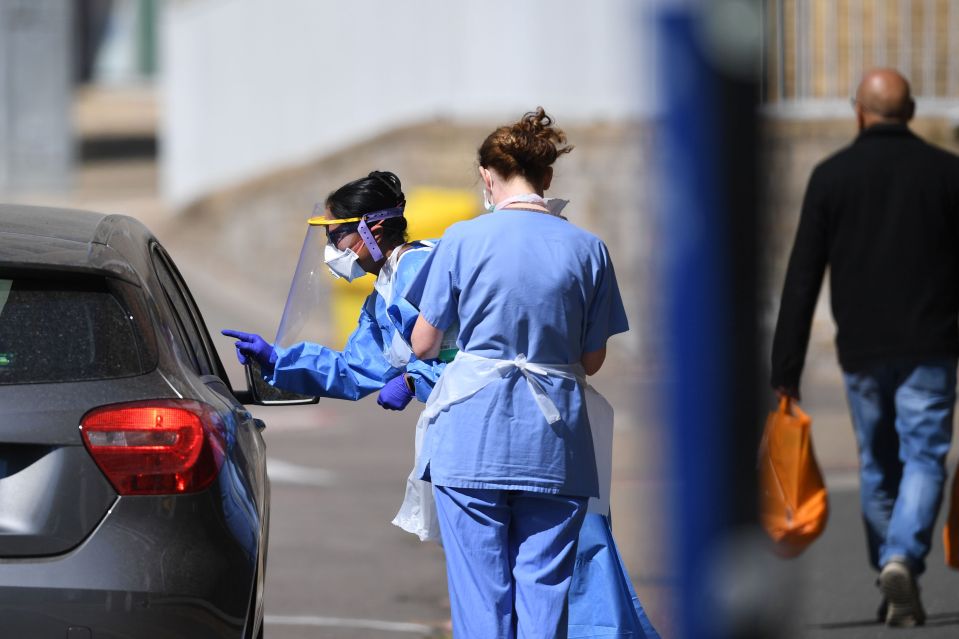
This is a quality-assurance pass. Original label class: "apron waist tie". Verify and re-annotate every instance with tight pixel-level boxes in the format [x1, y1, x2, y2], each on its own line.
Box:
[493, 353, 581, 424]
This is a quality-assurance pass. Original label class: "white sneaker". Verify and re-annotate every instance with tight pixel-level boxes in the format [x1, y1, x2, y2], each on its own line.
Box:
[878, 560, 926, 627]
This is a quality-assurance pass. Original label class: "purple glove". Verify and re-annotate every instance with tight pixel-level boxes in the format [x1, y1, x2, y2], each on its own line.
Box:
[221, 329, 278, 372]
[377, 374, 415, 411]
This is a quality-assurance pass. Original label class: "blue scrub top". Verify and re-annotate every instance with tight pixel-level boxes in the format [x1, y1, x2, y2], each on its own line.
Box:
[268, 241, 443, 401]
[407, 209, 629, 497]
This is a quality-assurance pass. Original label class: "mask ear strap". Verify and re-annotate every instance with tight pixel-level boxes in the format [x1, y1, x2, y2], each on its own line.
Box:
[356, 206, 405, 261]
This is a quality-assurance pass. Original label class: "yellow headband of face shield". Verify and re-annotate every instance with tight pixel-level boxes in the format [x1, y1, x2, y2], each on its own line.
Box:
[308, 215, 364, 226]
[308, 204, 406, 261]
[307, 205, 405, 227]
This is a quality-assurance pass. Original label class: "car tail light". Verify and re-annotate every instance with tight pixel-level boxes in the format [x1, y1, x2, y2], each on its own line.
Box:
[80, 399, 227, 495]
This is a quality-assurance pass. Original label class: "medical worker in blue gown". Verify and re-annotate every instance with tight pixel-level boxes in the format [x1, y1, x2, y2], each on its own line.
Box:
[222, 170, 443, 410]
[405, 108, 659, 639]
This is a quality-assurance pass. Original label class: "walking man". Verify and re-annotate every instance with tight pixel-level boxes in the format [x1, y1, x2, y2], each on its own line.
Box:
[772, 68, 959, 627]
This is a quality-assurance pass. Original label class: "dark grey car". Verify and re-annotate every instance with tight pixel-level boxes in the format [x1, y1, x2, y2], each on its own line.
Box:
[0, 205, 274, 638]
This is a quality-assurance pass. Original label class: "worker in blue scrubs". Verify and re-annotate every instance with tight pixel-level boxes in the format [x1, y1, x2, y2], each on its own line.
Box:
[222, 170, 442, 407]
[407, 108, 645, 639]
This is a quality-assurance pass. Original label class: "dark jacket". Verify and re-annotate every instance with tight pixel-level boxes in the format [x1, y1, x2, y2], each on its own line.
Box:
[772, 124, 959, 390]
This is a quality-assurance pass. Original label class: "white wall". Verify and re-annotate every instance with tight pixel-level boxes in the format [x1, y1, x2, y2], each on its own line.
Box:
[161, 0, 657, 206]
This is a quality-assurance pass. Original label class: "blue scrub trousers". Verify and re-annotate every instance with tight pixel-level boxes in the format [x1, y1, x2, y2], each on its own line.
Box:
[433, 485, 588, 639]
[843, 357, 956, 575]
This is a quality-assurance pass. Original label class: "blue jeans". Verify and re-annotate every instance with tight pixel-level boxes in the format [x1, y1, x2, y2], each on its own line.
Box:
[844, 358, 957, 575]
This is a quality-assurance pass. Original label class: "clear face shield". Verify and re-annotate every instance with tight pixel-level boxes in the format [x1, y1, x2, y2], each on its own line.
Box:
[273, 204, 404, 349]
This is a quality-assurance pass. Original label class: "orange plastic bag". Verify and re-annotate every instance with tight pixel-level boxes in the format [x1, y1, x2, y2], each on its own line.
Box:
[942, 466, 959, 568]
[758, 398, 829, 557]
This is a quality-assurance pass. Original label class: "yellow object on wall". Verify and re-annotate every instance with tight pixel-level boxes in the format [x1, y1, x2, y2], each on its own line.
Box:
[329, 187, 479, 346]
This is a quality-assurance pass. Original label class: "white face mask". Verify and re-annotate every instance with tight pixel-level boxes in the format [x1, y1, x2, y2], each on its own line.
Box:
[480, 168, 495, 212]
[324, 242, 366, 282]
[482, 187, 494, 213]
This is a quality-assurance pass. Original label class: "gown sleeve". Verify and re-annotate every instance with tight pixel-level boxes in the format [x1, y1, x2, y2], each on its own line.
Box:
[267, 292, 398, 400]
[388, 243, 446, 402]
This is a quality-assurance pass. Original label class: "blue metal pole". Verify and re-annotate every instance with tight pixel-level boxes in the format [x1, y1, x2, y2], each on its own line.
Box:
[655, 3, 763, 638]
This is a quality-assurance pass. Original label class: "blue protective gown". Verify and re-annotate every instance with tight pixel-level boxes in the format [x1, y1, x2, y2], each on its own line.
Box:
[267, 241, 443, 400]
[570, 514, 660, 638]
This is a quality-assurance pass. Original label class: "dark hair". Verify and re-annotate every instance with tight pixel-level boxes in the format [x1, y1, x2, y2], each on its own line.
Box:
[325, 170, 408, 246]
[478, 107, 573, 188]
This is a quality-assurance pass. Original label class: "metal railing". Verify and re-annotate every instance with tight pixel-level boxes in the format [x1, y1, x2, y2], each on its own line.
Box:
[762, 0, 959, 116]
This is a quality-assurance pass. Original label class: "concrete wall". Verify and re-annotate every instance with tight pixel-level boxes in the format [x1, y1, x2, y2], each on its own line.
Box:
[0, 0, 73, 194]
[160, 0, 656, 207]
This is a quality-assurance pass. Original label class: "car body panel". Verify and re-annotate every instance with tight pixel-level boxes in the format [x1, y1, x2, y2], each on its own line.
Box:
[0, 205, 269, 638]
[0, 488, 256, 638]
[0, 375, 176, 446]
[0, 445, 115, 557]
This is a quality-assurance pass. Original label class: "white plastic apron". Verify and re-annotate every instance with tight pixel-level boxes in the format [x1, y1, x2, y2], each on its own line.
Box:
[374, 242, 434, 369]
[391, 351, 615, 542]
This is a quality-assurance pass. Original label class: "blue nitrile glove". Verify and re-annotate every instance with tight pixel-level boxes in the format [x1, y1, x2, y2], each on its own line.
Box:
[377, 374, 415, 411]
[221, 329, 278, 373]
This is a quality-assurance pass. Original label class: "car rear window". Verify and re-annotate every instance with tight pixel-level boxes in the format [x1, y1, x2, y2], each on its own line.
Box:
[0, 273, 157, 385]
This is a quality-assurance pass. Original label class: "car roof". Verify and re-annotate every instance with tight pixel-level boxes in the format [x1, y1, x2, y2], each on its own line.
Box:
[0, 204, 153, 283]
[0, 204, 108, 243]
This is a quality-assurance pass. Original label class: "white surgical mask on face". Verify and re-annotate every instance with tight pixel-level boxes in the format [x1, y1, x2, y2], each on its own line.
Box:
[324, 242, 366, 282]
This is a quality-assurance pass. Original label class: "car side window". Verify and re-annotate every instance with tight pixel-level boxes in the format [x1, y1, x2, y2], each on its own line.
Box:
[151, 246, 211, 375]
[150, 244, 233, 385]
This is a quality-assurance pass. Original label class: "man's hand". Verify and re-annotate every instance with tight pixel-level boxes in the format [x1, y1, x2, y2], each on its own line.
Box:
[774, 385, 800, 402]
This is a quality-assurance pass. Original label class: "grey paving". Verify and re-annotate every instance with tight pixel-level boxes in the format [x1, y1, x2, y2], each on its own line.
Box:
[792, 489, 959, 639]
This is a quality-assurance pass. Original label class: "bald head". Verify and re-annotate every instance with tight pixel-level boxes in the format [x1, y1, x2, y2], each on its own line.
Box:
[855, 69, 914, 127]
